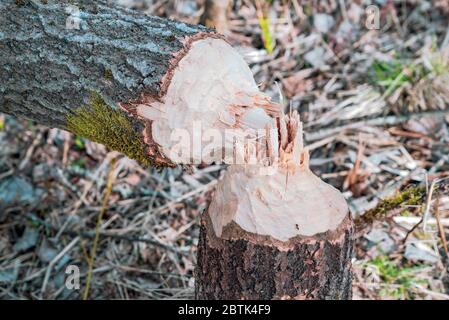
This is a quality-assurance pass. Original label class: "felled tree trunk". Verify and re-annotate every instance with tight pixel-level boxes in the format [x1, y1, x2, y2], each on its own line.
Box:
[0, 0, 212, 166]
[1, 0, 281, 168]
[195, 114, 354, 300]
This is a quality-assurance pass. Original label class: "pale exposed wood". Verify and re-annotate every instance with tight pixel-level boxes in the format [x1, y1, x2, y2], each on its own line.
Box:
[208, 112, 349, 241]
[130, 37, 282, 165]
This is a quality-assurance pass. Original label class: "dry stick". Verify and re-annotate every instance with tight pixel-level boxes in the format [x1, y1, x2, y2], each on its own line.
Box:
[423, 179, 438, 232]
[82, 158, 117, 300]
[26, 213, 188, 255]
[152, 179, 218, 215]
[434, 197, 449, 258]
[41, 237, 79, 297]
[394, 216, 449, 226]
[305, 109, 449, 142]
[18, 132, 43, 171]
[403, 216, 424, 244]
[403, 179, 446, 243]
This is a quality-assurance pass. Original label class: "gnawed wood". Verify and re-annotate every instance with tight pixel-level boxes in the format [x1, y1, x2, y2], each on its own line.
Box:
[1, 1, 284, 167]
[196, 112, 354, 300]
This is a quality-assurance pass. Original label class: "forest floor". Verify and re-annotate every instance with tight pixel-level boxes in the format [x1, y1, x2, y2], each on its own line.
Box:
[1, 0, 449, 300]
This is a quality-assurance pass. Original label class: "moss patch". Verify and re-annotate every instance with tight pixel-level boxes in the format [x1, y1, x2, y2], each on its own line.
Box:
[67, 93, 153, 167]
[355, 186, 426, 231]
[104, 68, 113, 81]
[364, 255, 429, 299]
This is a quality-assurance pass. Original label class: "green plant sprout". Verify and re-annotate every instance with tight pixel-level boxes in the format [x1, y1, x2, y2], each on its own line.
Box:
[365, 255, 429, 299]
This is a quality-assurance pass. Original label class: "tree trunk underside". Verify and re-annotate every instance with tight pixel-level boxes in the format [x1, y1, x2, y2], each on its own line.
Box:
[195, 211, 354, 300]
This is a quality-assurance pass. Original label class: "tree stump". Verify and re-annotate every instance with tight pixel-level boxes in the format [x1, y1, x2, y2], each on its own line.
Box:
[196, 211, 353, 300]
[195, 114, 354, 300]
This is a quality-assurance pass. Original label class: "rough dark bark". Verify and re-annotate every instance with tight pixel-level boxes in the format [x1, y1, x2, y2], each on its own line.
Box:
[0, 0, 219, 166]
[195, 211, 354, 300]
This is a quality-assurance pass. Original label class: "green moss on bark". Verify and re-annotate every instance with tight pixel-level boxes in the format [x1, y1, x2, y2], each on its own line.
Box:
[67, 93, 153, 167]
[355, 186, 426, 232]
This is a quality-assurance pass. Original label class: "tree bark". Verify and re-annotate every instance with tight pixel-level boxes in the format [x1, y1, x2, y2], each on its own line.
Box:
[0, 0, 218, 166]
[195, 210, 354, 300]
